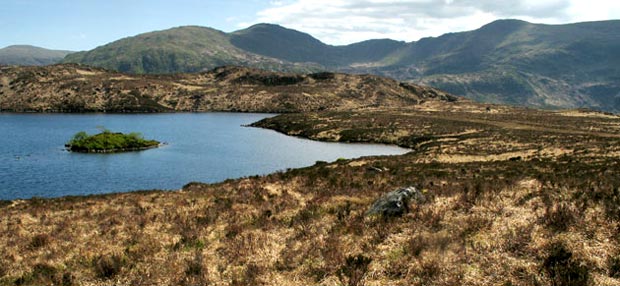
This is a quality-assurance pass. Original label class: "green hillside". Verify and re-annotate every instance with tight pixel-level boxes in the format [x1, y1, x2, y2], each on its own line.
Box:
[230, 24, 405, 67]
[230, 24, 330, 64]
[60, 19, 620, 112]
[65, 26, 235, 74]
[0, 45, 73, 66]
[63, 26, 318, 74]
[394, 20, 620, 112]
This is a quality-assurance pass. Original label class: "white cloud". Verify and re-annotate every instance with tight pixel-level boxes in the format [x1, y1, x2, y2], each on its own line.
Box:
[567, 0, 620, 22]
[249, 0, 617, 45]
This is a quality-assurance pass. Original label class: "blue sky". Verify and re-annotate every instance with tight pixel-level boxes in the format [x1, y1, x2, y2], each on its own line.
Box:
[1, 0, 619, 51]
[0, 0, 269, 51]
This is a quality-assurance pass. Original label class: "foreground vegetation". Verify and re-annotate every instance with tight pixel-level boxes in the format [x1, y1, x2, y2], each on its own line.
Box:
[1, 102, 619, 285]
[65, 129, 159, 153]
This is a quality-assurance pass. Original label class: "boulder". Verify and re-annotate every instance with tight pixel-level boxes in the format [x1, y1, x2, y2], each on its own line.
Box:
[366, 186, 425, 217]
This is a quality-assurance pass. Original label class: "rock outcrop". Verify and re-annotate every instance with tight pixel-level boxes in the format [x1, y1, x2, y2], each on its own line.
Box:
[366, 186, 426, 217]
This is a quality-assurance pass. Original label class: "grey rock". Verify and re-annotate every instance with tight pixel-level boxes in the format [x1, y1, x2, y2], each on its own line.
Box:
[366, 186, 425, 217]
[366, 166, 386, 173]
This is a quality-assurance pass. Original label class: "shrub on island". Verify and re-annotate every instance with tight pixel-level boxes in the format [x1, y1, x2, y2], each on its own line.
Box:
[66, 129, 160, 153]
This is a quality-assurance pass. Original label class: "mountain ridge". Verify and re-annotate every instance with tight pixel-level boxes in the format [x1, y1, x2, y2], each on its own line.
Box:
[0, 45, 74, 66]
[12, 19, 620, 112]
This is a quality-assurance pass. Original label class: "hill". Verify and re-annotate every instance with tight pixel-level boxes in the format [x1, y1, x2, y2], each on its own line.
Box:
[386, 20, 620, 112]
[61, 20, 620, 112]
[63, 24, 405, 74]
[0, 45, 73, 66]
[63, 26, 318, 74]
[230, 24, 405, 67]
[0, 64, 456, 113]
[231, 20, 620, 112]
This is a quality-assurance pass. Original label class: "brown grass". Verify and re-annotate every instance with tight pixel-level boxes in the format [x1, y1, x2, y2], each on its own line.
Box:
[1, 155, 619, 285]
[1, 103, 619, 285]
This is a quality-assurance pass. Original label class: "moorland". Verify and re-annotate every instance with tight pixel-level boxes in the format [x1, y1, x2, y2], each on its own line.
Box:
[1, 72, 619, 285]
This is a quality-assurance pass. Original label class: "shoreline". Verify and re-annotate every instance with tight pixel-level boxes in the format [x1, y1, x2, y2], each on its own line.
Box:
[3, 103, 619, 202]
[64, 143, 162, 154]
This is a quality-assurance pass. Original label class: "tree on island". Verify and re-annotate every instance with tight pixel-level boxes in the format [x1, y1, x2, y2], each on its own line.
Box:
[66, 127, 160, 153]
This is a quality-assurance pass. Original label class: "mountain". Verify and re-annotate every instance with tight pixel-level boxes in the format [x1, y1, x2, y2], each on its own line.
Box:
[0, 64, 456, 113]
[230, 23, 406, 67]
[61, 20, 620, 112]
[0, 45, 73, 66]
[63, 26, 319, 74]
[230, 23, 331, 64]
[381, 20, 620, 111]
[63, 24, 404, 74]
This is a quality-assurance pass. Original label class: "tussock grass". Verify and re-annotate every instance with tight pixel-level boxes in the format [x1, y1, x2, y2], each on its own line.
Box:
[2, 156, 619, 285]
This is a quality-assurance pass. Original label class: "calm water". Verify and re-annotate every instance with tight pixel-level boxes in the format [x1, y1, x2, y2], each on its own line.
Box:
[0, 113, 408, 200]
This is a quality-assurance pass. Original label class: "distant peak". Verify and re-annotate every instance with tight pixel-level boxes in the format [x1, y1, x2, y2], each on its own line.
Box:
[235, 23, 303, 35]
[489, 19, 530, 24]
[166, 25, 222, 32]
[478, 19, 531, 33]
[247, 23, 285, 29]
[0, 45, 74, 53]
[2, 45, 42, 50]
[482, 19, 530, 28]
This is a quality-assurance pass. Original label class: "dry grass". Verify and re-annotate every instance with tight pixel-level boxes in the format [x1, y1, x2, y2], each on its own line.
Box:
[1, 155, 619, 285]
[0, 64, 455, 113]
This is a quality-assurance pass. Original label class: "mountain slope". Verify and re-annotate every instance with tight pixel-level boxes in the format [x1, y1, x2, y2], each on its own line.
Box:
[230, 24, 406, 67]
[230, 24, 330, 64]
[356, 20, 620, 112]
[0, 45, 73, 66]
[0, 64, 457, 113]
[61, 20, 620, 112]
[63, 24, 405, 73]
[63, 26, 319, 74]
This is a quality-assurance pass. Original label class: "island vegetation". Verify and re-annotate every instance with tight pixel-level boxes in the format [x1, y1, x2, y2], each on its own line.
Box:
[65, 128, 159, 153]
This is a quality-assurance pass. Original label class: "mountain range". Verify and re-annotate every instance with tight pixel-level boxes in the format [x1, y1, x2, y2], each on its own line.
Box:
[2, 20, 619, 112]
[0, 45, 73, 66]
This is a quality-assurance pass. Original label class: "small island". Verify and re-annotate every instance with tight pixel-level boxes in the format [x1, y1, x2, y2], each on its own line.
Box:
[65, 129, 160, 153]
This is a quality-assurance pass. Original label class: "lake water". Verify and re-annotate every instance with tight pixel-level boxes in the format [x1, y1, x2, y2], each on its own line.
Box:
[0, 113, 408, 200]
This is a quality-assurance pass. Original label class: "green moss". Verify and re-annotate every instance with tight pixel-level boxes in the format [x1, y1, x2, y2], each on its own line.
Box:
[65, 129, 159, 153]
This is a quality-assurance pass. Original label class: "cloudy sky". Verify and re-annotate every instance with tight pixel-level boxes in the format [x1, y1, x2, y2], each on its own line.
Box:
[255, 0, 620, 45]
[1, 0, 618, 51]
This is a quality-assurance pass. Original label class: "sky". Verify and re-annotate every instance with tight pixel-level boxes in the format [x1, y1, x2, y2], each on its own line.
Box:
[1, 0, 619, 51]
